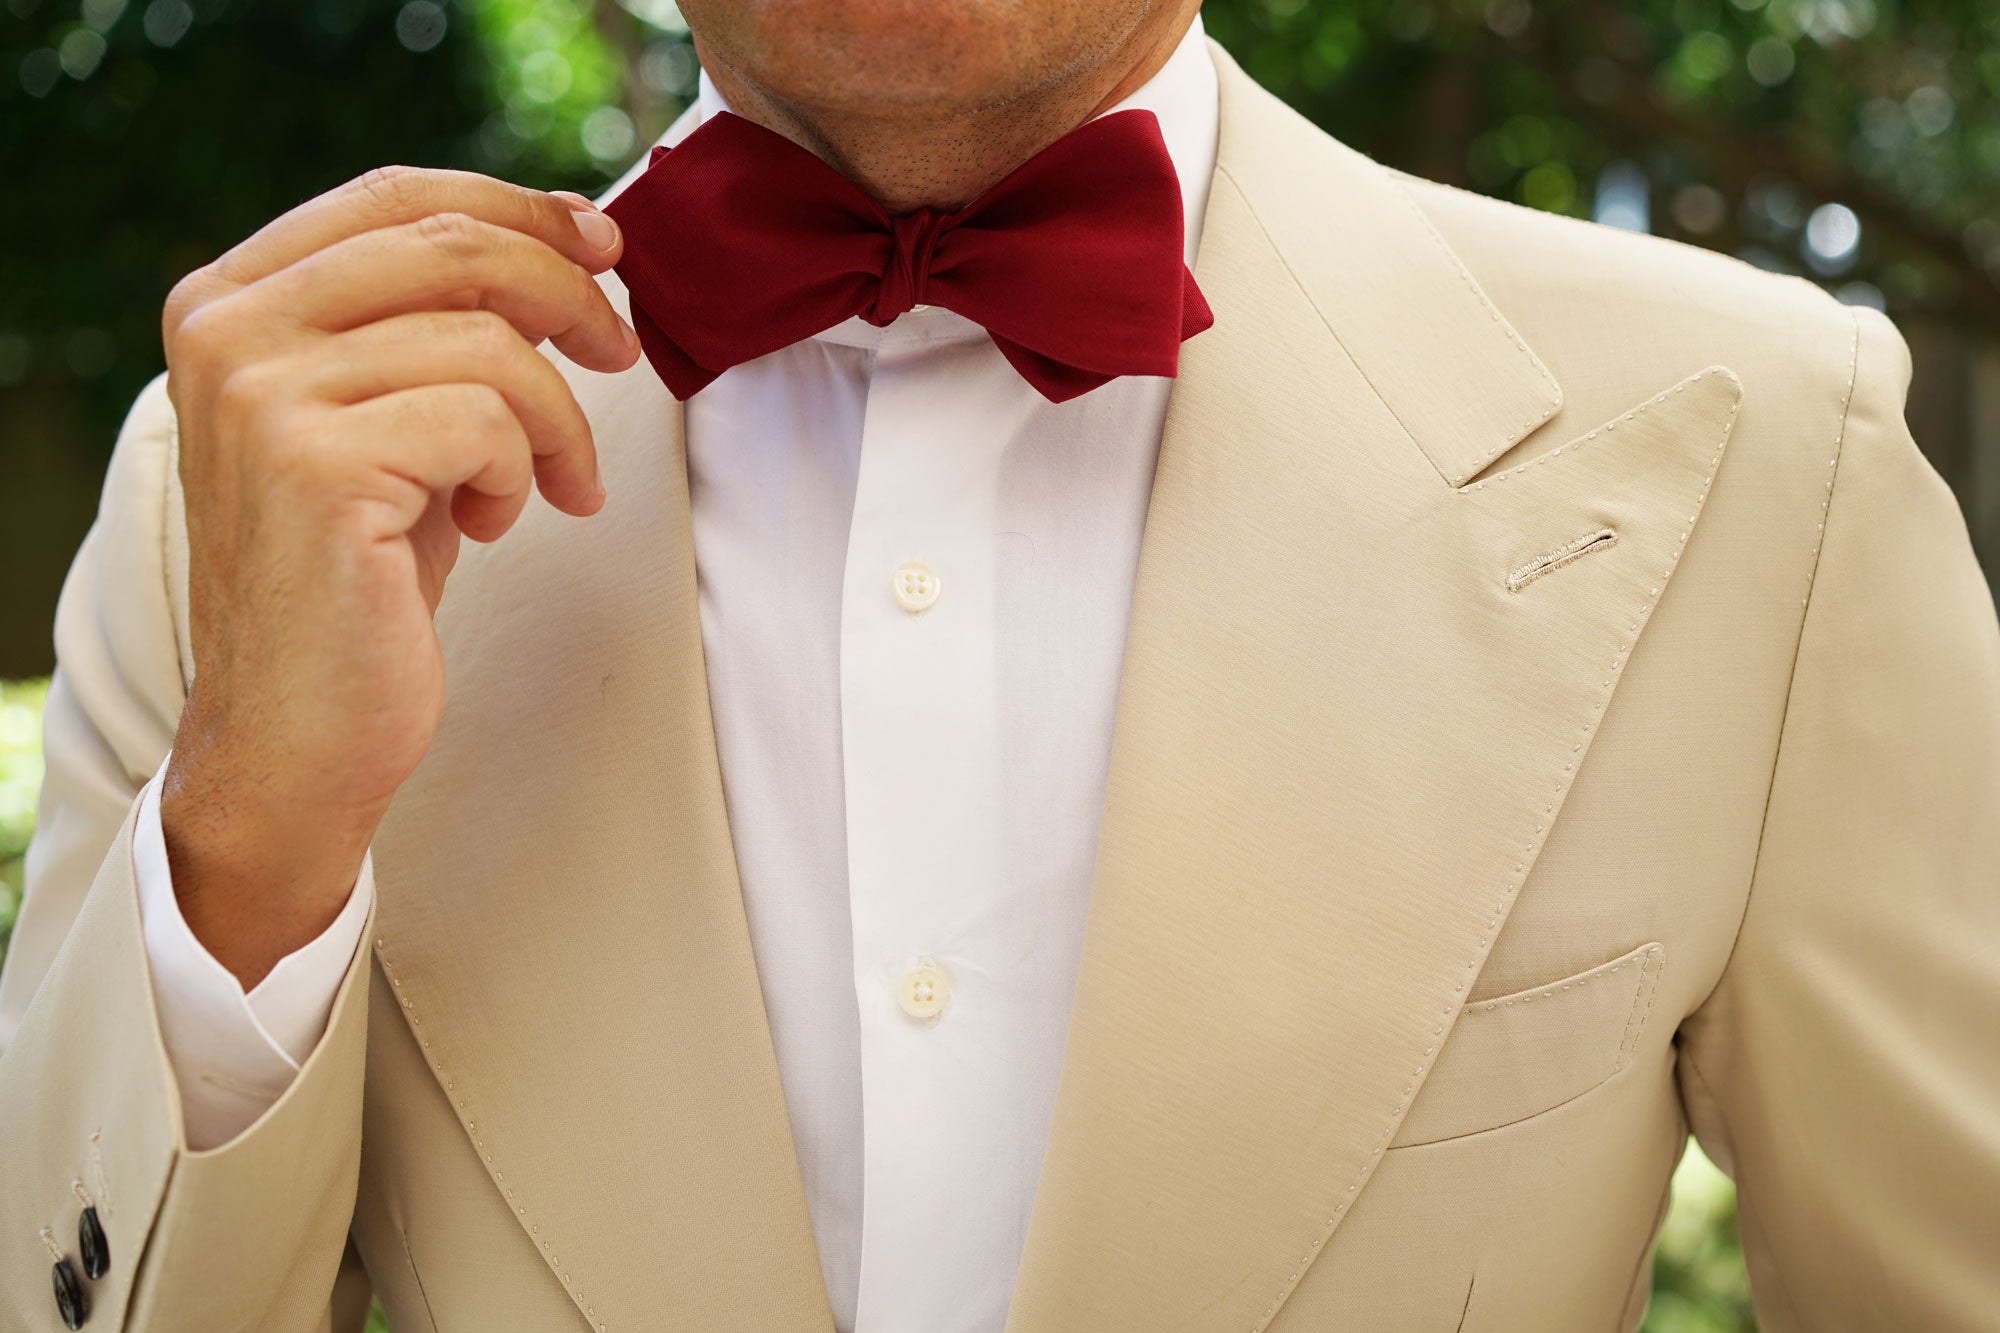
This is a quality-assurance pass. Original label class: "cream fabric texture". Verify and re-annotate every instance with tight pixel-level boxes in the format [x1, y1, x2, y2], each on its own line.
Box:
[109, 27, 1219, 1328]
[2, 43, 1998, 1333]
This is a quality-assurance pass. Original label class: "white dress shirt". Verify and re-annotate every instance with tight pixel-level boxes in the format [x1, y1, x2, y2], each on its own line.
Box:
[132, 18, 1218, 1331]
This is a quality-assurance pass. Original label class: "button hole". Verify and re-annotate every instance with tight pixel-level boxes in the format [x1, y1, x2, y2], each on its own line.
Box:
[1506, 527, 1618, 592]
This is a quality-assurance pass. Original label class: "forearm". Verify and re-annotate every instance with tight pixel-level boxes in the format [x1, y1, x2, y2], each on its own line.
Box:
[160, 703, 381, 991]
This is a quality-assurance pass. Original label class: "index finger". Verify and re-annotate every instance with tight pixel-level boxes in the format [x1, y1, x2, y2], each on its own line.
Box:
[206, 166, 623, 295]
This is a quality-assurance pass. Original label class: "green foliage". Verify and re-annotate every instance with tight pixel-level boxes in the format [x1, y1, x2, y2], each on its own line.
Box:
[1648, 1143, 1758, 1332]
[5, 0, 480, 449]
[470, 0, 628, 177]
[0, 0, 694, 454]
[0, 679, 49, 961]
[6, 0, 1993, 485]
[1199, 0, 2000, 329]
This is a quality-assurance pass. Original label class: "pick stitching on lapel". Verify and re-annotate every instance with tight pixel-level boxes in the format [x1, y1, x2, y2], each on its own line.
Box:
[355, 49, 1745, 1333]
[1003, 48, 1742, 1333]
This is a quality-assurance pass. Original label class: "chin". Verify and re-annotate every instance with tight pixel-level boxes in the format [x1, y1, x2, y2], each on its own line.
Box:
[681, 0, 1140, 114]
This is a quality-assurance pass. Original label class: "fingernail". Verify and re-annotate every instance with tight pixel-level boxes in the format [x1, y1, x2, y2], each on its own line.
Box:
[572, 207, 619, 252]
[621, 318, 640, 353]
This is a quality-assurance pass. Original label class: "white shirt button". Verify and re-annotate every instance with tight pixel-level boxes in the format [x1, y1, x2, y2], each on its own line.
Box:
[895, 957, 951, 1022]
[892, 561, 941, 614]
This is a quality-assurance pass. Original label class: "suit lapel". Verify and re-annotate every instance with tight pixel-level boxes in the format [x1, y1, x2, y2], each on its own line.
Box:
[356, 55, 1740, 1331]
[368, 283, 834, 1330]
[1004, 49, 1741, 1332]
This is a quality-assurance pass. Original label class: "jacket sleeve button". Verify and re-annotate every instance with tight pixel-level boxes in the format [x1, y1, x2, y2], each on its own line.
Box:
[79, 1206, 109, 1280]
[52, 1258, 88, 1329]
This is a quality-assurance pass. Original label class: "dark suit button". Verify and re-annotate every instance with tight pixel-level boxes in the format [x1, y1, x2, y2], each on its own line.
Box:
[79, 1206, 109, 1280]
[52, 1258, 87, 1329]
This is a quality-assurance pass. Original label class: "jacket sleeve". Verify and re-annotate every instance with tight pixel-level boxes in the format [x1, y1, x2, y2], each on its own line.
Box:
[133, 765, 377, 1150]
[0, 374, 375, 1331]
[1676, 305, 2000, 1332]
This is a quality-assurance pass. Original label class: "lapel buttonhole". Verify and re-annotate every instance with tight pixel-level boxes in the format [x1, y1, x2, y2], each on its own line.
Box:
[1505, 526, 1619, 593]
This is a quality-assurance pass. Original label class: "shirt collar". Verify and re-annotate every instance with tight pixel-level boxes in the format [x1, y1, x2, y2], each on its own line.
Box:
[691, 14, 1219, 351]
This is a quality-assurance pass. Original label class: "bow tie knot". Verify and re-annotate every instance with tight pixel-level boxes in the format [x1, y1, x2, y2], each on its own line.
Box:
[608, 108, 1213, 403]
[871, 210, 948, 326]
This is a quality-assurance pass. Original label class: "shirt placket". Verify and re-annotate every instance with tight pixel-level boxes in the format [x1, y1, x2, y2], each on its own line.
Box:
[840, 322, 1025, 1331]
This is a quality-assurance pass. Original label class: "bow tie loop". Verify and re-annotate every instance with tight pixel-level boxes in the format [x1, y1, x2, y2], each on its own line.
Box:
[870, 210, 948, 326]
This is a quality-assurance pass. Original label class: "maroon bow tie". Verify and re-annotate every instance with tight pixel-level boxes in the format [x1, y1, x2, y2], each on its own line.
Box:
[605, 108, 1213, 403]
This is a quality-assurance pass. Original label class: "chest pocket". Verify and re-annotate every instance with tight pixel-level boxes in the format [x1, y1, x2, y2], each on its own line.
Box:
[1391, 941, 1666, 1148]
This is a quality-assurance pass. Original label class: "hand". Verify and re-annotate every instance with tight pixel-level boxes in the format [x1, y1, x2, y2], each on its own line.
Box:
[156, 166, 641, 988]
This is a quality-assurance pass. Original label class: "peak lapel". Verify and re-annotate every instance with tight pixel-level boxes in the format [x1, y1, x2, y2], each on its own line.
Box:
[1004, 50, 1741, 1333]
[368, 306, 834, 1331]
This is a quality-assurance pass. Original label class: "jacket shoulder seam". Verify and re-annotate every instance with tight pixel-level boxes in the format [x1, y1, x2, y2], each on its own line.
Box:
[1700, 303, 1866, 1013]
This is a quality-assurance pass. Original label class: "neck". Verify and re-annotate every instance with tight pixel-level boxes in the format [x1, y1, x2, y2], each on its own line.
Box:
[693, 8, 1198, 215]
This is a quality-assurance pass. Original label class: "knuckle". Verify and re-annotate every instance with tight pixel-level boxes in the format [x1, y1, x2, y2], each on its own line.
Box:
[353, 163, 428, 219]
[166, 297, 242, 381]
[211, 358, 284, 425]
[263, 430, 326, 489]
[416, 210, 489, 261]
[162, 270, 203, 331]
[457, 309, 517, 359]
[457, 382, 513, 430]
[523, 188, 578, 243]
[565, 262, 609, 328]
[162, 266, 224, 350]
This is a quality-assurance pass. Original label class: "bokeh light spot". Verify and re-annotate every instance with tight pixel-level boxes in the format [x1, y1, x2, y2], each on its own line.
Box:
[1745, 35, 1795, 86]
[615, 0, 687, 33]
[1805, 201, 1862, 272]
[581, 105, 636, 163]
[1594, 160, 1652, 232]
[18, 49, 62, 98]
[639, 39, 698, 98]
[1521, 161, 1577, 214]
[58, 29, 109, 80]
[518, 48, 573, 104]
[1905, 85, 1955, 137]
[141, 0, 192, 47]
[81, 0, 127, 31]
[1672, 184, 1729, 234]
[395, 1, 448, 54]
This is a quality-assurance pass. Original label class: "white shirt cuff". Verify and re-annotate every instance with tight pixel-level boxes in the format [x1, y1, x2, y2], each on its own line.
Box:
[132, 755, 374, 1149]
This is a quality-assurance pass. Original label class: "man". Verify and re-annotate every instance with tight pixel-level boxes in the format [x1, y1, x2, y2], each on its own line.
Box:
[2, 0, 1996, 1328]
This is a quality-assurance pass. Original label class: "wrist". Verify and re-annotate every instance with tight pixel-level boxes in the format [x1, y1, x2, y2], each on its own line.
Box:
[160, 741, 382, 990]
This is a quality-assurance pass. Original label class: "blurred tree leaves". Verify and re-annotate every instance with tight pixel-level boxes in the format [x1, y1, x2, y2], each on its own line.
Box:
[0, 0, 709, 455]
[5, 0, 1995, 467]
[1648, 1145, 1758, 1333]
[0, 679, 48, 960]
[0, 0, 701, 672]
[4, 0, 523, 453]
[1200, 0, 2000, 329]
[471, 0, 625, 177]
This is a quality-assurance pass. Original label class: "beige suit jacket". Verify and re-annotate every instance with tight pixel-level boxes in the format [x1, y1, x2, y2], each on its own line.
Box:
[3, 46, 1997, 1333]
